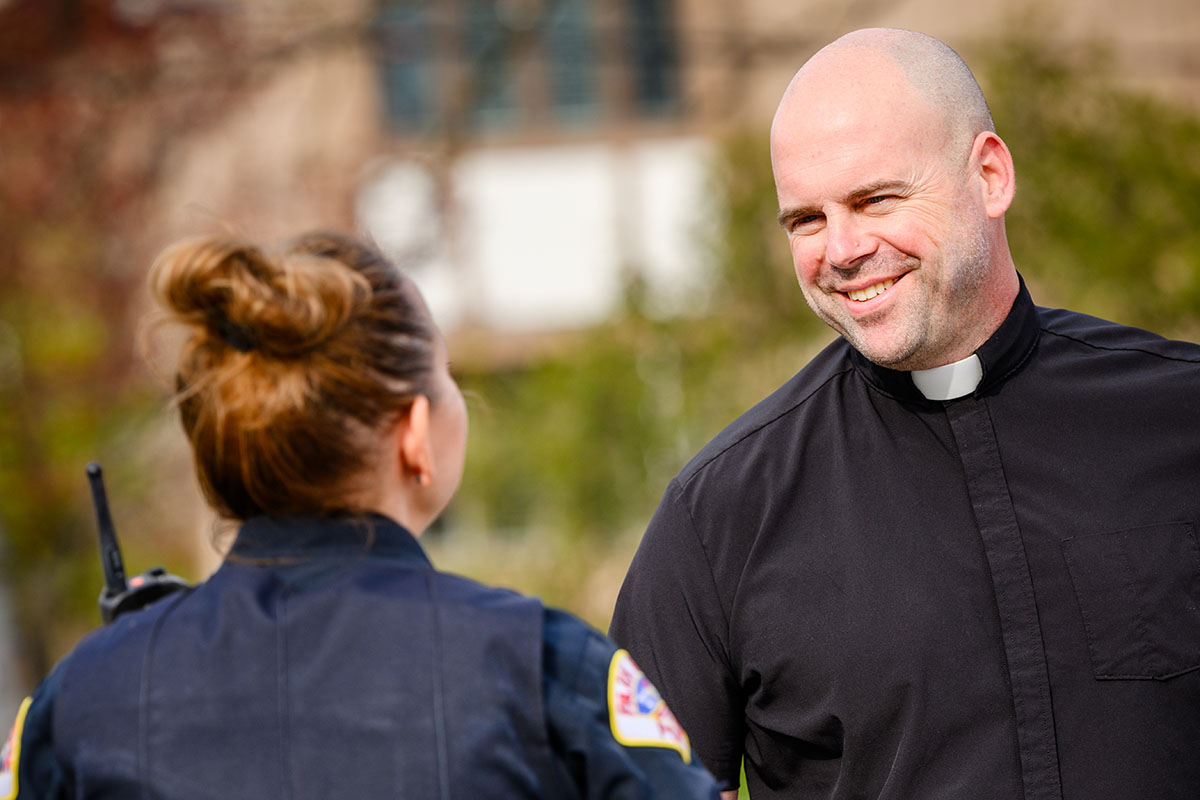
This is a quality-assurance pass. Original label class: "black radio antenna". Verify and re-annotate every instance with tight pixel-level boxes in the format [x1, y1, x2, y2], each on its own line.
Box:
[85, 461, 191, 623]
[86, 462, 128, 597]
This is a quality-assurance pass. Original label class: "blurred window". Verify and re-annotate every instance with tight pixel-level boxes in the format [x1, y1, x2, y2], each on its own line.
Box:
[546, 0, 599, 124]
[376, 0, 681, 135]
[377, 2, 435, 133]
[628, 0, 680, 116]
[464, 0, 519, 130]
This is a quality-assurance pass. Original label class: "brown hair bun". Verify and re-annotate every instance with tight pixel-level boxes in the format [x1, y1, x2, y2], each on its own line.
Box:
[149, 231, 437, 520]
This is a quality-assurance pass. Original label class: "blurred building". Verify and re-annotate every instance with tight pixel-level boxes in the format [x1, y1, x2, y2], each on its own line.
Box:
[359, 1, 712, 337]
[142, 0, 1200, 351]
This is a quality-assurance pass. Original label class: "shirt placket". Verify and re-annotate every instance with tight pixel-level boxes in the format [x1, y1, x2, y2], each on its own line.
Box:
[945, 398, 1063, 800]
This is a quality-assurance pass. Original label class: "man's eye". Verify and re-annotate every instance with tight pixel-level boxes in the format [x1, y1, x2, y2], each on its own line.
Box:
[863, 195, 898, 208]
[787, 214, 823, 234]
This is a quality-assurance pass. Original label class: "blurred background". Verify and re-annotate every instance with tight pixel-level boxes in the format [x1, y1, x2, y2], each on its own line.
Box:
[2, 0, 1199, 738]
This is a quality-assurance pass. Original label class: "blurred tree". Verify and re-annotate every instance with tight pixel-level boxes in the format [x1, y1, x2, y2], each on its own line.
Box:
[0, 0, 248, 680]
[984, 35, 1200, 339]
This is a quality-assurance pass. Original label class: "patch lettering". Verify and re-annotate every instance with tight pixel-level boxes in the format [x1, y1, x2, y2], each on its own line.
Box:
[607, 649, 691, 763]
[1, 697, 31, 800]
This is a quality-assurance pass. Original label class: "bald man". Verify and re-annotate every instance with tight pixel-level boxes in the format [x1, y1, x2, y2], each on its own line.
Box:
[611, 28, 1200, 800]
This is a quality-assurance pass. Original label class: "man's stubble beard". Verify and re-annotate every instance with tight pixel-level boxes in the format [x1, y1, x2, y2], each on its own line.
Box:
[805, 219, 993, 370]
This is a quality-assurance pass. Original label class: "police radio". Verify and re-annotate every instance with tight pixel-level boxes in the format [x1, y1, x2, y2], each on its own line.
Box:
[86, 462, 190, 624]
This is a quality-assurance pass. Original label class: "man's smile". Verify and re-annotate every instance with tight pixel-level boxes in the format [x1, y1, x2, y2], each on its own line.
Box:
[845, 278, 896, 302]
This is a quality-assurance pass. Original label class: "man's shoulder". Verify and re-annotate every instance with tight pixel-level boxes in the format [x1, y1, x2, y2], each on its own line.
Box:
[674, 336, 855, 488]
[1038, 305, 1200, 363]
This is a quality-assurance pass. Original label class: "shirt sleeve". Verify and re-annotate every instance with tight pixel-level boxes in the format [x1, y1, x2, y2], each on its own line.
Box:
[1, 662, 71, 800]
[542, 607, 721, 800]
[608, 481, 744, 791]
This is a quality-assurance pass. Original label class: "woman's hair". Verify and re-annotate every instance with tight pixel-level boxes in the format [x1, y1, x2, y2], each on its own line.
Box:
[149, 231, 437, 520]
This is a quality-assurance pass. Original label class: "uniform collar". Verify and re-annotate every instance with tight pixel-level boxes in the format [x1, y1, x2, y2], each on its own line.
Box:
[230, 513, 432, 567]
[851, 274, 1040, 404]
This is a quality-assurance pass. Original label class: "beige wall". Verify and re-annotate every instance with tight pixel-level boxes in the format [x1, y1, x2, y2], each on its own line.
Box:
[676, 0, 1200, 129]
[153, 0, 381, 246]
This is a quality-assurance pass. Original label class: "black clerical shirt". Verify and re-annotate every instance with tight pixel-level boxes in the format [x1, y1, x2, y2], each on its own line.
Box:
[610, 279, 1200, 799]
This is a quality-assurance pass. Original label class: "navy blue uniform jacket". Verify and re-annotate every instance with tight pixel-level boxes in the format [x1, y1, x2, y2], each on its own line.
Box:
[4, 514, 719, 799]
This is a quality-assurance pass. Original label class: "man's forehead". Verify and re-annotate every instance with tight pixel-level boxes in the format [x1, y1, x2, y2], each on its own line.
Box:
[771, 102, 948, 210]
[779, 48, 913, 121]
[772, 51, 948, 163]
[801, 39, 894, 78]
[774, 146, 921, 209]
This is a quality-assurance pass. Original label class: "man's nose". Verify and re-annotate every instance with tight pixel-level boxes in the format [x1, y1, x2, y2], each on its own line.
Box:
[824, 213, 873, 269]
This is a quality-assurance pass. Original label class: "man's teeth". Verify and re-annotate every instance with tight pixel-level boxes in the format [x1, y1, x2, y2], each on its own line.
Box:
[847, 279, 895, 302]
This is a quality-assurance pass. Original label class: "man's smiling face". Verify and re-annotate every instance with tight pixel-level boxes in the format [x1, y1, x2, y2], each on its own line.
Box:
[770, 48, 999, 371]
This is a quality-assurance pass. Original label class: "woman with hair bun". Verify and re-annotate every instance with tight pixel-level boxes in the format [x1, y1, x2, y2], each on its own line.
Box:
[2, 231, 719, 799]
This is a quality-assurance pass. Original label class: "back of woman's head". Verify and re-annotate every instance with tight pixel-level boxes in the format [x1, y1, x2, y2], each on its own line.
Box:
[149, 231, 436, 520]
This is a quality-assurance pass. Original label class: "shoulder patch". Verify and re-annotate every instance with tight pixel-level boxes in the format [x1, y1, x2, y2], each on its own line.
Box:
[0, 697, 31, 800]
[607, 649, 691, 763]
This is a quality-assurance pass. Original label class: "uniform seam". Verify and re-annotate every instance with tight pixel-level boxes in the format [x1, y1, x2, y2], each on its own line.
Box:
[670, 482, 733, 656]
[556, 613, 592, 707]
[424, 572, 452, 800]
[138, 593, 186, 800]
[538, 610, 590, 797]
[677, 364, 856, 492]
[49, 653, 69, 780]
[669, 364, 857, 760]
[951, 400, 1062, 797]
[276, 588, 292, 800]
[568, 626, 591, 695]
[526, 603, 557, 781]
[669, 478, 746, 788]
[1040, 326, 1200, 363]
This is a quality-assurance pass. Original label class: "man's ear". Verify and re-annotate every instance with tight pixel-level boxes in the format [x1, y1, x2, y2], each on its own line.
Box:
[973, 131, 1016, 219]
[398, 395, 434, 487]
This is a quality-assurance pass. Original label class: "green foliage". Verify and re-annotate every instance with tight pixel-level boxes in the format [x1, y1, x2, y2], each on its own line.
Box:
[0, 241, 170, 674]
[984, 35, 1200, 338]
[0, 5, 229, 681]
[703, 130, 816, 331]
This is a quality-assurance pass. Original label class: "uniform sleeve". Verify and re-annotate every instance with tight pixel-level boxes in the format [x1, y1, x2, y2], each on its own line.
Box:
[542, 608, 720, 800]
[1, 662, 71, 800]
[608, 481, 744, 792]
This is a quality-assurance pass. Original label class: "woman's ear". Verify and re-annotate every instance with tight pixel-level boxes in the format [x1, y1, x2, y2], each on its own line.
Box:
[398, 395, 434, 487]
[973, 131, 1016, 219]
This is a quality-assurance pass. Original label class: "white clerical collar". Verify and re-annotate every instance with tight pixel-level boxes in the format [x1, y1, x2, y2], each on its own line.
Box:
[910, 354, 983, 401]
